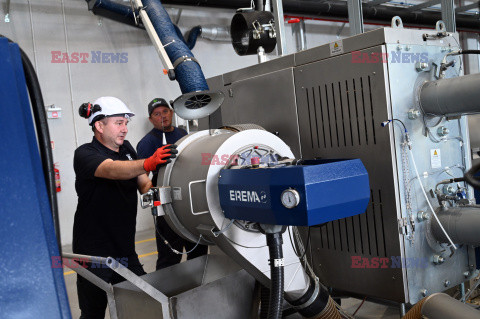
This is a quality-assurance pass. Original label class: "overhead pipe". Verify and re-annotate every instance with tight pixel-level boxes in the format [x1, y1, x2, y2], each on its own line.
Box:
[86, 0, 139, 27]
[87, 0, 480, 33]
[158, 0, 480, 33]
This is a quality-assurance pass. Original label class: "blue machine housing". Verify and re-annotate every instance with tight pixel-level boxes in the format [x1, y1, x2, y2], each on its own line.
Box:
[0, 38, 70, 317]
[218, 159, 370, 226]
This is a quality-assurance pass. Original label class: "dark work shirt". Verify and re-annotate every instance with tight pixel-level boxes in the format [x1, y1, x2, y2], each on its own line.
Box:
[136, 127, 187, 159]
[73, 137, 138, 258]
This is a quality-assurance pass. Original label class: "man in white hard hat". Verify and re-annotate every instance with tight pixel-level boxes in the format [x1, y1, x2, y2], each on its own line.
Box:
[73, 96, 177, 318]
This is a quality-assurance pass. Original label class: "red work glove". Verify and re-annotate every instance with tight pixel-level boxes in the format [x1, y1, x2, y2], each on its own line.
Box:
[143, 144, 178, 172]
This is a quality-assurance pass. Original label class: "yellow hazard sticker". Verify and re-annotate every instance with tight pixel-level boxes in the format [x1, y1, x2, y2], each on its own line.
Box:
[430, 149, 441, 169]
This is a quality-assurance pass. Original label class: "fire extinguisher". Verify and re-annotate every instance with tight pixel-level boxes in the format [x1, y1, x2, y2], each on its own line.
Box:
[54, 163, 61, 192]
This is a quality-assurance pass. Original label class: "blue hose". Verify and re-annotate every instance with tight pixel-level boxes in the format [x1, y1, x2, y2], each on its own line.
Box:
[90, 0, 136, 18]
[143, 0, 209, 94]
[90, 0, 208, 93]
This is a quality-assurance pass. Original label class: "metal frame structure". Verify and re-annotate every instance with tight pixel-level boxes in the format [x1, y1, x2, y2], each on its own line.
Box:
[62, 251, 257, 319]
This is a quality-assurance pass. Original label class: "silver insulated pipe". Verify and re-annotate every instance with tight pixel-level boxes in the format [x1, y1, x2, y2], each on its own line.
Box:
[430, 206, 480, 246]
[200, 25, 231, 42]
[403, 293, 480, 318]
[419, 73, 480, 117]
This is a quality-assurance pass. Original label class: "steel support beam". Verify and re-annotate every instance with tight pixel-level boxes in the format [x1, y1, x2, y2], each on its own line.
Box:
[441, 0, 456, 32]
[348, 0, 364, 35]
[272, 0, 287, 55]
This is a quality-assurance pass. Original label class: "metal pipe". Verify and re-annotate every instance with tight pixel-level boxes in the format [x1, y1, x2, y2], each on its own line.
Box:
[62, 252, 108, 264]
[419, 73, 480, 117]
[430, 206, 480, 245]
[157, 0, 480, 33]
[87, 0, 480, 33]
[421, 293, 480, 318]
[200, 25, 231, 42]
[403, 293, 480, 319]
[292, 19, 306, 52]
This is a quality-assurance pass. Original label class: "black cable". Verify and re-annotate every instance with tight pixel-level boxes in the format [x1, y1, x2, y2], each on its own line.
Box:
[266, 232, 284, 319]
[287, 226, 299, 256]
[153, 216, 202, 254]
[1, 35, 61, 254]
[440, 50, 480, 74]
[458, 50, 480, 55]
[287, 226, 311, 260]
[391, 119, 407, 132]
[299, 227, 311, 260]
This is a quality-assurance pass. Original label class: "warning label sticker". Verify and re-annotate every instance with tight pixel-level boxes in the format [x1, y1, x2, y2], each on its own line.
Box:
[330, 40, 344, 56]
[430, 149, 442, 169]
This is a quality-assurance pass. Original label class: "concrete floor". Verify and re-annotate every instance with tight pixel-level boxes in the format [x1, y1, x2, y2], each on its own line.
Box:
[63, 228, 403, 319]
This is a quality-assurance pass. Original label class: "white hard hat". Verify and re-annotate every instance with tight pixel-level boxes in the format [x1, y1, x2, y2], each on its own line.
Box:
[88, 96, 135, 125]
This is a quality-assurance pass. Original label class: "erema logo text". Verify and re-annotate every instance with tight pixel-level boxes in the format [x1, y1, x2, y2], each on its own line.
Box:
[229, 190, 267, 203]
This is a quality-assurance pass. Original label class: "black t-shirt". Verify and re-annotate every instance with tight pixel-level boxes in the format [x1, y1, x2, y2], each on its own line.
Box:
[72, 137, 138, 258]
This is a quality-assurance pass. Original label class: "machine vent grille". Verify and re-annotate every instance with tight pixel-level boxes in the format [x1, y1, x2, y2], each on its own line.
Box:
[305, 76, 377, 149]
[318, 189, 387, 257]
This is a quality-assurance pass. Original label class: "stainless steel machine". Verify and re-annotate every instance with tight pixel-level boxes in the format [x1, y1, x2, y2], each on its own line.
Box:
[60, 15, 480, 318]
[201, 20, 480, 306]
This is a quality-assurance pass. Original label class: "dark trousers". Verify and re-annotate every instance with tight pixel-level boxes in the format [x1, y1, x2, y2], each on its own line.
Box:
[76, 254, 146, 319]
[155, 216, 208, 270]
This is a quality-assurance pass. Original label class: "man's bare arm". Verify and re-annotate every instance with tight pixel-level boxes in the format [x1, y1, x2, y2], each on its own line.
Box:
[137, 173, 152, 194]
[95, 159, 146, 180]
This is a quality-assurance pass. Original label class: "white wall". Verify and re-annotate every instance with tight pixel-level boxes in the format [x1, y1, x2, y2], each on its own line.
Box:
[2, 1, 479, 245]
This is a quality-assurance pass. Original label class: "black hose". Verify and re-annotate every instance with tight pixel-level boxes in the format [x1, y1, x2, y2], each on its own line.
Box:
[185, 26, 202, 50]
[465, 162, 480, 189]
[266, 232, 284, 319]
[174, 24, 202, 50]
[1, 35, 61, 254]
[259, 283, 270, 319]
[460, 50, 480, 55]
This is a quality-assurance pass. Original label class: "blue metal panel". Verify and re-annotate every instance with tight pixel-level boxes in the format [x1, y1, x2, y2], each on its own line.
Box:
[0, 38, 71, 318]
[218, 159, 370, 226]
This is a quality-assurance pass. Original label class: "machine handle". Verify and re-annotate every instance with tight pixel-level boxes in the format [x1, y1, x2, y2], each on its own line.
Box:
[188, 180, 209, 215]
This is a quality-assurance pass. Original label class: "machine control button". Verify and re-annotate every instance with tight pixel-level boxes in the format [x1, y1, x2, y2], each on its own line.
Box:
[281, 189, 300, 209]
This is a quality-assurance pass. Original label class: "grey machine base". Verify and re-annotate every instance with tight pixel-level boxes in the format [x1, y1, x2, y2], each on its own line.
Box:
[112, 253, 257, 319]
